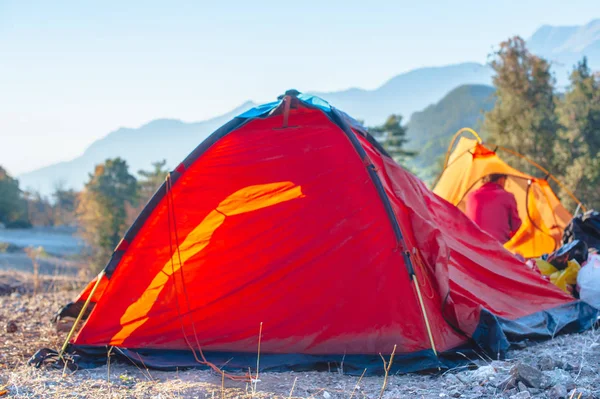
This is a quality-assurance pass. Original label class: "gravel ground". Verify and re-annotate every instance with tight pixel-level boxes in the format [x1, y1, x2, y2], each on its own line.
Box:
[1, 290, 600, 398]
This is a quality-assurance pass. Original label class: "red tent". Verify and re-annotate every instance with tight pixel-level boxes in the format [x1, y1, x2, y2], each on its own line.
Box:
[44, 92, 595, 374]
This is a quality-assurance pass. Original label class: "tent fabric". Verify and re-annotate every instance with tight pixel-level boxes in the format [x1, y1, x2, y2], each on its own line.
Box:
[433, 137, 573, 259]
[51, 94, 596, 374]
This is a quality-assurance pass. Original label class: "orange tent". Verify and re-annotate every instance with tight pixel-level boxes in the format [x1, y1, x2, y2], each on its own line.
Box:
[433, 129, 580, 258]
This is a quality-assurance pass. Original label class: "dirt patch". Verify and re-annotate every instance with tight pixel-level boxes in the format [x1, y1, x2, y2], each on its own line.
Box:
[0, 270, 87, 296]
[0, 291, 72, 369]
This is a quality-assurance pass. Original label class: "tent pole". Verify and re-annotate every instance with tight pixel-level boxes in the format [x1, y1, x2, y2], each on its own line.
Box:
[58, 270, 106, 362]
[412, 273, 439, 359]
[493, 144, 587, 213]
[431, 127, 482, 189]
[442, 127, 483, 169]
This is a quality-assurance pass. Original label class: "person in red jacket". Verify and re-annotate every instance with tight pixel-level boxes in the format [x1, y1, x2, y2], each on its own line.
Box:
[465, 174, 522, 244]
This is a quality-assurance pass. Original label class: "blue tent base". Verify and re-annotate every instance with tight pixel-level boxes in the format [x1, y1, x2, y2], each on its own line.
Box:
[472, 300, 598, 357]
[67, 345, 469, 376]
[53, 301, 598, 376]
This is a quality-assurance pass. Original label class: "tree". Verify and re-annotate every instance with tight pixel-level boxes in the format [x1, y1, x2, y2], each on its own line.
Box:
[482, 36, 561, 175]
[77, 158, 138, 272]
[556, 58, 600, 211]
[138, 160, 169, 205]
[370, 114, 416, 164]
[52, 182, 78, 226]
[23, 190, 54, 226]
[126, 160, 169, 225]
[0, 166, 30, 227]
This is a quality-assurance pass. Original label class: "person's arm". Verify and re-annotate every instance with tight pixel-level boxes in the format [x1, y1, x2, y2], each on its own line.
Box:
[508, 194, 522, 237]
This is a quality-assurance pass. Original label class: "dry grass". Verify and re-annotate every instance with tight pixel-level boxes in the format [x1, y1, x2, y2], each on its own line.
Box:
[2, 274, 600, 398]
[0, 270, 86, 296]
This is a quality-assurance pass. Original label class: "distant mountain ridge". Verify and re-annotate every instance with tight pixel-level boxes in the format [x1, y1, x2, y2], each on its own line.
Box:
[310, 62, 493, 124]
[19, 63, 495, 195]
[18, 19, 600, 195]
[19, 102, 256, 195]
[528, 19, 600, 85]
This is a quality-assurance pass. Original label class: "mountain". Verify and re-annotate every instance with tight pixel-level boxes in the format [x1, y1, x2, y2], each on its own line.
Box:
[20, 63, 494, 195]
[528, 19, 600, 86]
[18, 102, 257, 195]
[16, 20, 600, 195]
[312, 62, 493, 125]
[405, 84, 496, 185]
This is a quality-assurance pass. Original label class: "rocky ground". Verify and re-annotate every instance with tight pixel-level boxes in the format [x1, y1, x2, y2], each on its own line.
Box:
[1, 289, 600, 398]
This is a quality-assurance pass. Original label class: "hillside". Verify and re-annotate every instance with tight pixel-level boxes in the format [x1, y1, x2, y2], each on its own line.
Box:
[405, 84, 496, 185]
[313, 62, 493, 124]
[20, 64, 494, 195]
[18, 102, 256, 195]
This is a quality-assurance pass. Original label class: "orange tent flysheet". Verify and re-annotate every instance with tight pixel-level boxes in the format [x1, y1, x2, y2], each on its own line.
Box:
[433, 136, 572, 258]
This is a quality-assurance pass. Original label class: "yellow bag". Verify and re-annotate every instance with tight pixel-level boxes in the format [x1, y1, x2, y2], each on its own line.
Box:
[534, 259, 557, 276]
[550, 260, 581, 293]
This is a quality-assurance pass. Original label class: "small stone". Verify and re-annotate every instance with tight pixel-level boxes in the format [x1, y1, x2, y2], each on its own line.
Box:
[471, 365, 496, 382]
[547, 384, 568, 399]
[449, 389, 461, 398]
[5, 321, 17, 333]
[543, 369, 575, 389]
[563, 362, 579, 372]
[511, 363, 543, 388]
[323, 391, 331, 399]
[490, 360, 512, 369]
[518, 381, 528, 392]
[509, 391, 531, 399]
[10, 292, 21, 299]
[537, 356, 555, 371]
[590, 342, 600, 350]
[496, 375, 517, 390]
[444, 373, 460, 386]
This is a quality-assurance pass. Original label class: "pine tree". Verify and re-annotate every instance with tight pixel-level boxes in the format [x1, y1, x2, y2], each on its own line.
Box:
[126, 160, 169, 225]
[482, 36, 561, 175]
[370, 114, 416, 164]
[137, 160, 169, 205]
[556, 58, 600, 211]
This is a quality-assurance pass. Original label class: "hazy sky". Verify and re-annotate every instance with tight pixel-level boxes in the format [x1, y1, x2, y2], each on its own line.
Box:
[1, 1, 597, 175]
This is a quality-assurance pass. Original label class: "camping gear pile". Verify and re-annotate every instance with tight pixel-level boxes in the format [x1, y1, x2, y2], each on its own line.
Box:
[527, 211, 600, 303]
[527, 240, 588, 294]
[31, 93, 598, 375]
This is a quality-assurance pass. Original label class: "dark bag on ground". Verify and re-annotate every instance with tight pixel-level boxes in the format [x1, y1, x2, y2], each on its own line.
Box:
[562, 210, 600, 251]
[543, 240, 588, 270]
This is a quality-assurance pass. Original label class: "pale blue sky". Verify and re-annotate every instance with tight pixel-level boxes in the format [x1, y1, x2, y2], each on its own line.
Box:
[1, 0, 597, 175]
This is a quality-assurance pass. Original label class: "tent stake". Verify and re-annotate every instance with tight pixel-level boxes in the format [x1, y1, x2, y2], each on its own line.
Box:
[58, 270, 106, 362]
[412, 273, 439, 362]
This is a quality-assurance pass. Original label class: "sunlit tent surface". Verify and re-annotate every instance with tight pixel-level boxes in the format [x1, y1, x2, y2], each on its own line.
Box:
[48, 93, 595, 374]
[433, 136, 573, 259]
